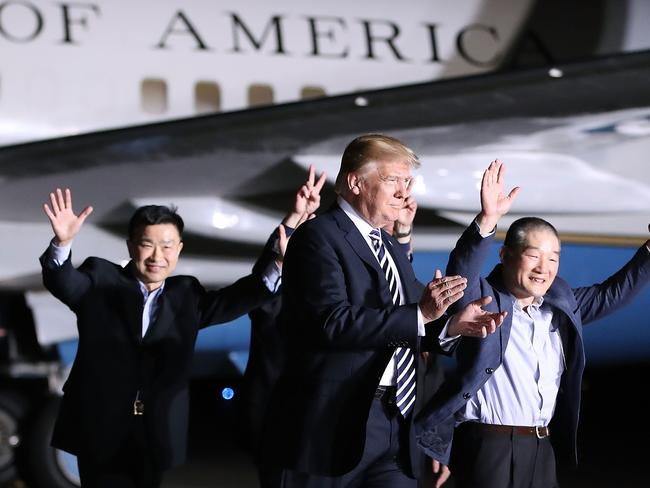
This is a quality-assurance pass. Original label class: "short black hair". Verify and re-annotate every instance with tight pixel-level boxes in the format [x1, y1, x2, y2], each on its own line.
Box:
[127, 205, 184, 241]
[503, 217, 559, 251]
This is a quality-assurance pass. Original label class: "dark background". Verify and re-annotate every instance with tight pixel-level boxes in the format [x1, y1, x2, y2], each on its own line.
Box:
[157, 362, 649, 487]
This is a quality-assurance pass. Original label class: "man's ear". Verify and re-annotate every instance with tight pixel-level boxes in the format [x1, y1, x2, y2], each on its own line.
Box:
[178, 241, 184, 255]
[126, 240, 135, 259]
[348, 173, 362, 195]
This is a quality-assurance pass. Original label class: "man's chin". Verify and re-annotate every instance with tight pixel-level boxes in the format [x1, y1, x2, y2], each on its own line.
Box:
[135, 271, 166, 285]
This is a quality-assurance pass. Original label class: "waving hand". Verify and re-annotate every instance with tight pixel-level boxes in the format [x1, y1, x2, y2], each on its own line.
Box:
[43, 188, 93, 246]
[477, 159, 520, 234]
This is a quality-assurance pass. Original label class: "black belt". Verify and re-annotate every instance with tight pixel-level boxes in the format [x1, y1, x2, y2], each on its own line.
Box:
[469, 422, 550, 439]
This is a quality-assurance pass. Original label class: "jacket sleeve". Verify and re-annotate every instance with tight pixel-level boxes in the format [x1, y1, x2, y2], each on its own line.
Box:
[573, 244, 650, 325]
[445, 221, 495, 313]
[198, 274, 274, 329]
[282, 222, 418, 350]
[198, 227, 281, 327]
[40, 248, 93, 310]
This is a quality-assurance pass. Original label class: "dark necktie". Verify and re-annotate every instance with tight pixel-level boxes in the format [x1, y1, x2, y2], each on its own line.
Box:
[369, 229, 416, 417]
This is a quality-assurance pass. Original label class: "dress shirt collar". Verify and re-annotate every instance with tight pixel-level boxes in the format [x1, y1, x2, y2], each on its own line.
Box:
[137, 280, 165, 299]
[514, 295, 544, 312]
[337, 196, 379, 239]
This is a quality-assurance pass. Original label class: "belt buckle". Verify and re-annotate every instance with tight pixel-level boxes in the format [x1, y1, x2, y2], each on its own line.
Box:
[133, 399, 144, 416]
[535, 426, 548, 439]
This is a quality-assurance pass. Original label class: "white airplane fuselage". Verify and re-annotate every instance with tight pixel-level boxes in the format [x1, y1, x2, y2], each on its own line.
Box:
[0, 0, 534, 145]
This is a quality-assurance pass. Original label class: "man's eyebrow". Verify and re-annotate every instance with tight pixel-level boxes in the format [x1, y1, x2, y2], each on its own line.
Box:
[524, 246, 561, 255]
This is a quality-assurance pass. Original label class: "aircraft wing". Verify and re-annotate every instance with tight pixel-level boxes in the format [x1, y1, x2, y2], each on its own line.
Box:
[1, 49, 650, 293]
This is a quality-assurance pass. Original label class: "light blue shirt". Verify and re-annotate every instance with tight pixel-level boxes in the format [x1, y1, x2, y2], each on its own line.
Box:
[138, 281, 164, 337]
[458, 260, 565, 428]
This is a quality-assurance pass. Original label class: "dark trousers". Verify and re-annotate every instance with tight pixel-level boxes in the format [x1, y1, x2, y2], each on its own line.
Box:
[450, 422, 559, 488]
[257, 463, 283, 488]
[77, 418, 162, 488]
[280, 389, 416, 488]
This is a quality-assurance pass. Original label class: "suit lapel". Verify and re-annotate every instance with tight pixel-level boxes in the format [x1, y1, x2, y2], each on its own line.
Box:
[118, 262, 145, 344]
[331, 205, 385, 280]
[495, 290, 514, 363]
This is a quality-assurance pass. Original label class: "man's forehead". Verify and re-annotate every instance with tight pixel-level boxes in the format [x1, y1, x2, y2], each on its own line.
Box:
[135, 223, 180, 240]
[522, 230, 561, 254]
[374, 158, 411, 172]
[522, 244, 561, 254]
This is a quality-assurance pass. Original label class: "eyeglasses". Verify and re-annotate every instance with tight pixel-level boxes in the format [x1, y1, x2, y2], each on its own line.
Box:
[377, 172, 413, 189]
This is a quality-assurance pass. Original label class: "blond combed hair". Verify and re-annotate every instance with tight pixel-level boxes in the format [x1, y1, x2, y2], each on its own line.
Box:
[335, 134, 420, 194]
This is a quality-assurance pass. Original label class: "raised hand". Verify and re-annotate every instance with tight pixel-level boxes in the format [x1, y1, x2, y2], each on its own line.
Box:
[283, 164, 327, 229]
[43, 188, 93, 246]
[302, 164, 327, 216]
[419, 269, 467, 322]
[477, 159, 520, 234]
[447, 296, 507, 338]
[393, 195, 417, 239]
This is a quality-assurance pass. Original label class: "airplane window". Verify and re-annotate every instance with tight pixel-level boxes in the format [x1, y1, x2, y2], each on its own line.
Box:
[248, 84, 274, 107]
[141, 78, 168, 114]
[195, 81, 221, 114]
[301, 86, 326, 100]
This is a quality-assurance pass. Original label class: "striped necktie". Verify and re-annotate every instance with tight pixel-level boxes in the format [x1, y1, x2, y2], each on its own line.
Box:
[369, 229, 417, 417]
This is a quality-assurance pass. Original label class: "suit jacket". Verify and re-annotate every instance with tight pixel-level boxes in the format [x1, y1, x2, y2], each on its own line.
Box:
[242, 237, 425, 463]
[239, 294, 285, 460]
[40, 246, 275, 470]
[263, 204, 447, 477]
[415, 223, 650, 465]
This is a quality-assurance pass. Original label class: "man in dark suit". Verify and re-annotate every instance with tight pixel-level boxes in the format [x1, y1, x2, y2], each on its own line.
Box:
[40, 188, 281, 487]
[416, 160, 650, 488]
[263, 134, 505, 488]
[240, 165, 326, 487]
[242, 167, 427, 488]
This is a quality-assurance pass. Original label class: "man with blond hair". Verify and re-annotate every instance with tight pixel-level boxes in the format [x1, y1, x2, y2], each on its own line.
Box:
[263, 134, 505, 487]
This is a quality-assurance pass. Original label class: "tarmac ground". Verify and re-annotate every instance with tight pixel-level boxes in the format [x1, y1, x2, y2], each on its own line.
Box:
[11, 363, 648, 487]
[161, 362, 649, 488]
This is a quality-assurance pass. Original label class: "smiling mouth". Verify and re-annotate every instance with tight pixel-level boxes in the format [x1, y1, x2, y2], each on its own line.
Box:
[530, 277, 545, 284]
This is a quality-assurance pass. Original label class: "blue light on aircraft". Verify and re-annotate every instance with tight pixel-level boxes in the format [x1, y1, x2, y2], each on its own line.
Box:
[222, 387, 235, 400]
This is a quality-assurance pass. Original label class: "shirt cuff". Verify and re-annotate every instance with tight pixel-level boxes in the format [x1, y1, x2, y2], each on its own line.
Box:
[272, 225, 296, 255]
[439, 316, 461, 351]
[50, 239, 72, 266]
[416, 307, 426, 336]
[474, 219, 496, 238]
[262, 260, 282, 293]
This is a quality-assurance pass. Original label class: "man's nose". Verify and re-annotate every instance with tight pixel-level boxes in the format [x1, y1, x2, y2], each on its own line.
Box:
[537, 258, 550, 272]
[151, 245, 162, 260]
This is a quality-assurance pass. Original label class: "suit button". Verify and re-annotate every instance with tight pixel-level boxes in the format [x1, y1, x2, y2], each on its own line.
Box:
[462, 392, 471, 400]
[486, 368, 494, 374]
